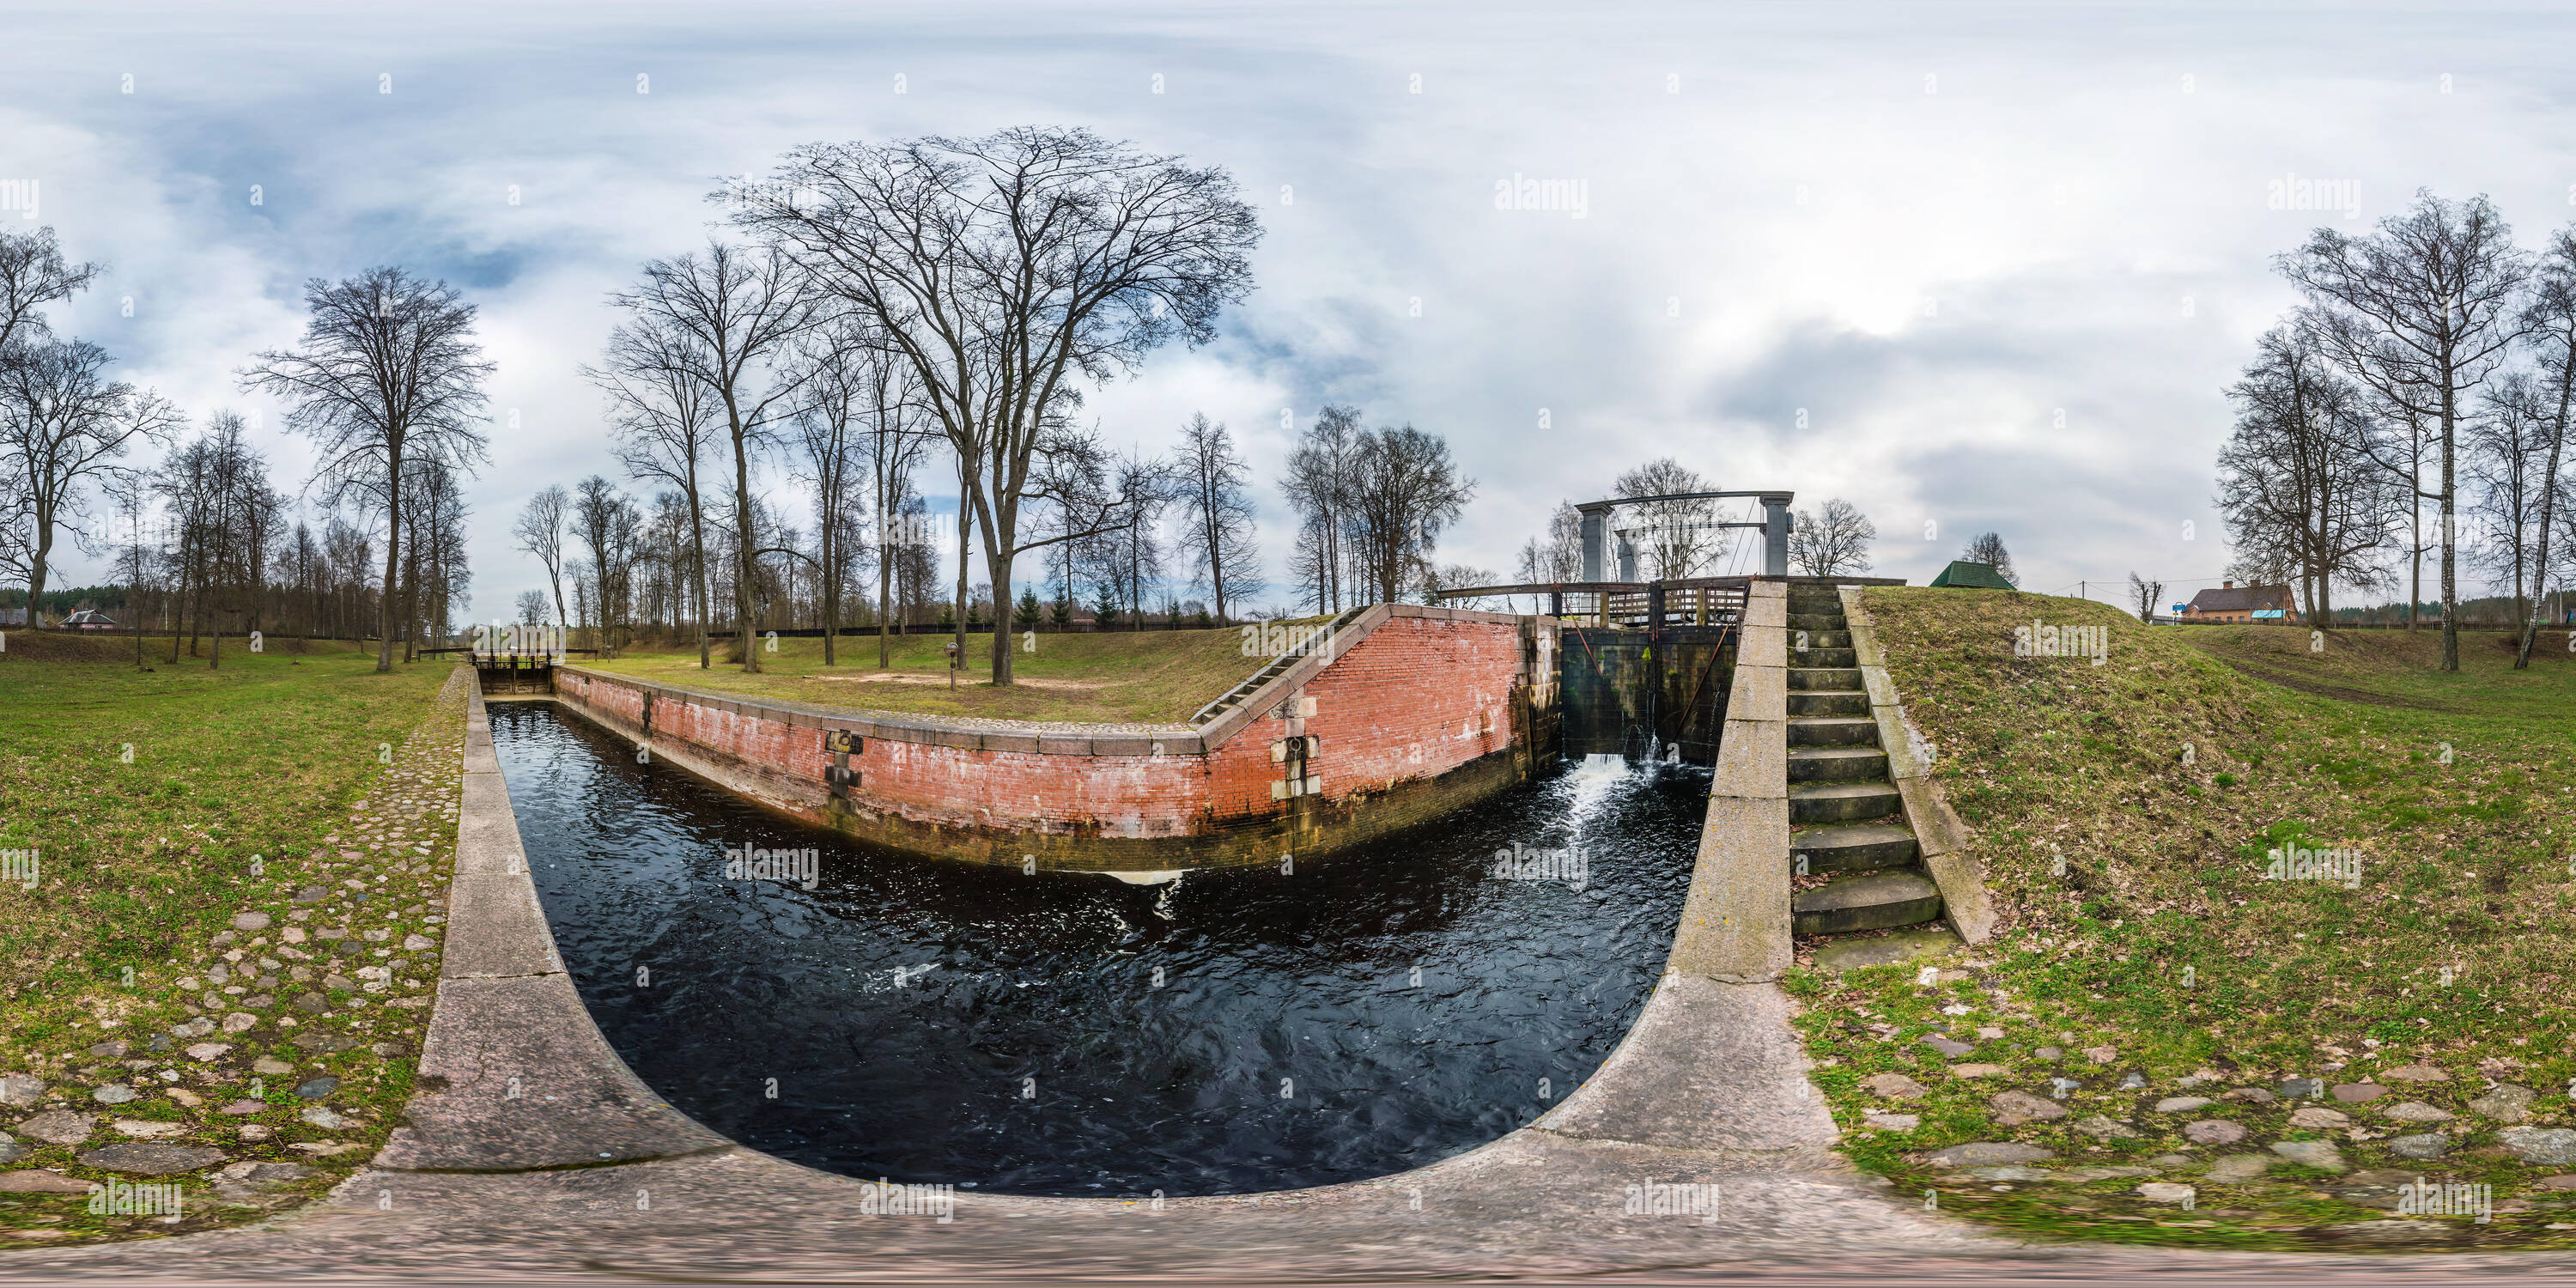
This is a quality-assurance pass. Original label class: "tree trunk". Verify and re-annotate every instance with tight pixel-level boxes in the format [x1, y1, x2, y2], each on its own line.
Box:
[2439, 396, 2459, 672]
[378, 449, 401, 673]
[2518, 352, 2573, 668]
[729, 405, 760, 674]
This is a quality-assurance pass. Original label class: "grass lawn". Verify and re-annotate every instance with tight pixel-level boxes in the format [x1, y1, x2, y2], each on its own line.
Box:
[582, 626, 1274, 725]
[1789, 588, 2576, 1249]
[0, 632, 455, 1245]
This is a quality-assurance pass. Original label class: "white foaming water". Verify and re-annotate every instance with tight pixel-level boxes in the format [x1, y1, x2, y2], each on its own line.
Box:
[1577, 753, 1628, 778]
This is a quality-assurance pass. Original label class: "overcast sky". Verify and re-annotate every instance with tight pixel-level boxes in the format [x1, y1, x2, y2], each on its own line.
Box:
[9, 0, 2575, 613]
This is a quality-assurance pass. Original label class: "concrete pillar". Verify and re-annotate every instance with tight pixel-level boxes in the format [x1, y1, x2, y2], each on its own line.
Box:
[1762, 495, 1792, 576]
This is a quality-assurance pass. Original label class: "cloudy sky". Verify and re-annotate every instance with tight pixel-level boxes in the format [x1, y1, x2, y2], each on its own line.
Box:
[9, 0, 2575, 613]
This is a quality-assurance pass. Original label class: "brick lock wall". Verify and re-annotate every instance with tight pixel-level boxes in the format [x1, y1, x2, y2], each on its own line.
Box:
[547, 609, 1555, 870]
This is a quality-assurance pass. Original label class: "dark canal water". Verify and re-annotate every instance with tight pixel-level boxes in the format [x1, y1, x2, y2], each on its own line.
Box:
[489, 702, 1701, 1196]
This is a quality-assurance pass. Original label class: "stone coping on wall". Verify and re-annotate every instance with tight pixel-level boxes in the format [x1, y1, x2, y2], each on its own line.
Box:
[556, 602, 1540, 760]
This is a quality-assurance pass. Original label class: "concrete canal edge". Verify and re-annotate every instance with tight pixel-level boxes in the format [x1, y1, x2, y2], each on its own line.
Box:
[412, 606, 1861, 1181]
[370, 675, 731, 1175]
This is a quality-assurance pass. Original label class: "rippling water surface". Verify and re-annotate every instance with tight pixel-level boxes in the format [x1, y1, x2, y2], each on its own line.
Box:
[491, 702, 1701, 1195]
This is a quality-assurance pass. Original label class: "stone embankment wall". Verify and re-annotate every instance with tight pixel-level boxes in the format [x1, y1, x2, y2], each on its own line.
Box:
[549, 605, 1560, 871]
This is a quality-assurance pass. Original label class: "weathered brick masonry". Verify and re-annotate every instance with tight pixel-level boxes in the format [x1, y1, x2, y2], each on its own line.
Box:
[548, 605, 1564, 871]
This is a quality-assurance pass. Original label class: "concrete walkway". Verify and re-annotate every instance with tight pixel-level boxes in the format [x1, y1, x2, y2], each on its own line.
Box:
[12, 673, 2576, 1283]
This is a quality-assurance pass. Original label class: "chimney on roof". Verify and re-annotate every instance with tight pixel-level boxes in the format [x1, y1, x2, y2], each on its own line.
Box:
[2222, 580, 2233, 590]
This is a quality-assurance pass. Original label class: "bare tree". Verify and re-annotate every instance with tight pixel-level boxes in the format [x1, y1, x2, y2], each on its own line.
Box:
[2126, 571, 2166, 623]
[2215, 326, 2401, 623]
[1280, 404, 1363, 612]
[1346, 424, 1475, 605]
[514, 588, 550, 626]
[2512, 222, 2576, 667]
[0, 337, 184, 623]
[238, 267, 494, 672]
[2279, 191, 2531, 671]
[573, 476, 631, 652]
[588, 316, 725, 667]
[1789, 497, 1876, 577]
[727, 125, 1262, 684]
[0, 226, 103, 357]
[1613, 458, 1721, 579]
[512, 485, 573, 641]
[785, 325, 883, 665]
[1172, 411, 1259, 621]
[2469, 371, 2555, 641]
[601, 240, 821, 673]
[1960, 532, 2016, 586]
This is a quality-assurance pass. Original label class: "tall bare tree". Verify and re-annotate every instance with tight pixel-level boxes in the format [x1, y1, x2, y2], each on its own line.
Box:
[0, 337, 184, 623]
[2512, 223, 2576, 667]
[1281, 404, 1363, 612]
[602, 240, 820, 673]
[785, 325, 885, 665]
[1173, 411, 1259, 621]
[2215, 326, 2401, 623]
[1345, 424, 1475, 604]
[512, 484, 573, 640]
[2279, 191, 2531, 671]
[727, 125, 1262, 684]
[1789, 497, 1877, 577]
[238, 267, 494, 672]
[588, 315, 729, 668]
[1613, 458, 1721, 579]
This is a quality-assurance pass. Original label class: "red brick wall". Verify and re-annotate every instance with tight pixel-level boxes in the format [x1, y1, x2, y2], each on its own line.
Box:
[545, 610, 1552, 870]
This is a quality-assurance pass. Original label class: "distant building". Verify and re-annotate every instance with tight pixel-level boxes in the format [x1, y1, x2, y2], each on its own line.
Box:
[2181, 580, 2295, 623]
[1929, 560, 2016, 589]
[58, 608, 118, 631]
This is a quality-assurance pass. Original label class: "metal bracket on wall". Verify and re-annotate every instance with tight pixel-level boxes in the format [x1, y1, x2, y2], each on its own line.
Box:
[824, 729, 864, 799]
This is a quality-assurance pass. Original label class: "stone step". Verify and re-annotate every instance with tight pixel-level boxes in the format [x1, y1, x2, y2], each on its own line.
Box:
[1789, 780, 1901, 824]
[1788, 745, 1889, 784]
[1793, 869, 1945, 935]
[1789, 629, 1852, 648]
[1789, 716, 1880, 748]
[1788, 690, 1870, 718]
[1789, 820, 1920, 872]
[1810, 925, 1963, 971]
[1787, 592, 1845, 612]
[1792, 646, 1858, 668]
[1788, 611, 1845, 632]
[1789, 667, 1863, 692]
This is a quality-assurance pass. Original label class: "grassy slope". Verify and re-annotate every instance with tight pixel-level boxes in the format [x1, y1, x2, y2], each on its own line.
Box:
[0, 635, 447, 989]
[582, 627, 1273, 725]
[1786, 587, 2576, 1249]
[0, 635, 450, 1243]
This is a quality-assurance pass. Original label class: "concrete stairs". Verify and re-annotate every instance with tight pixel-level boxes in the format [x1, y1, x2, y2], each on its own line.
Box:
[1783, 584, 1959, 968]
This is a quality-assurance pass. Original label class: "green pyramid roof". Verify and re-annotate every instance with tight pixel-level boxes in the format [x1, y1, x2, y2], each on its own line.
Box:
[1929, 560, 2016, 589]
